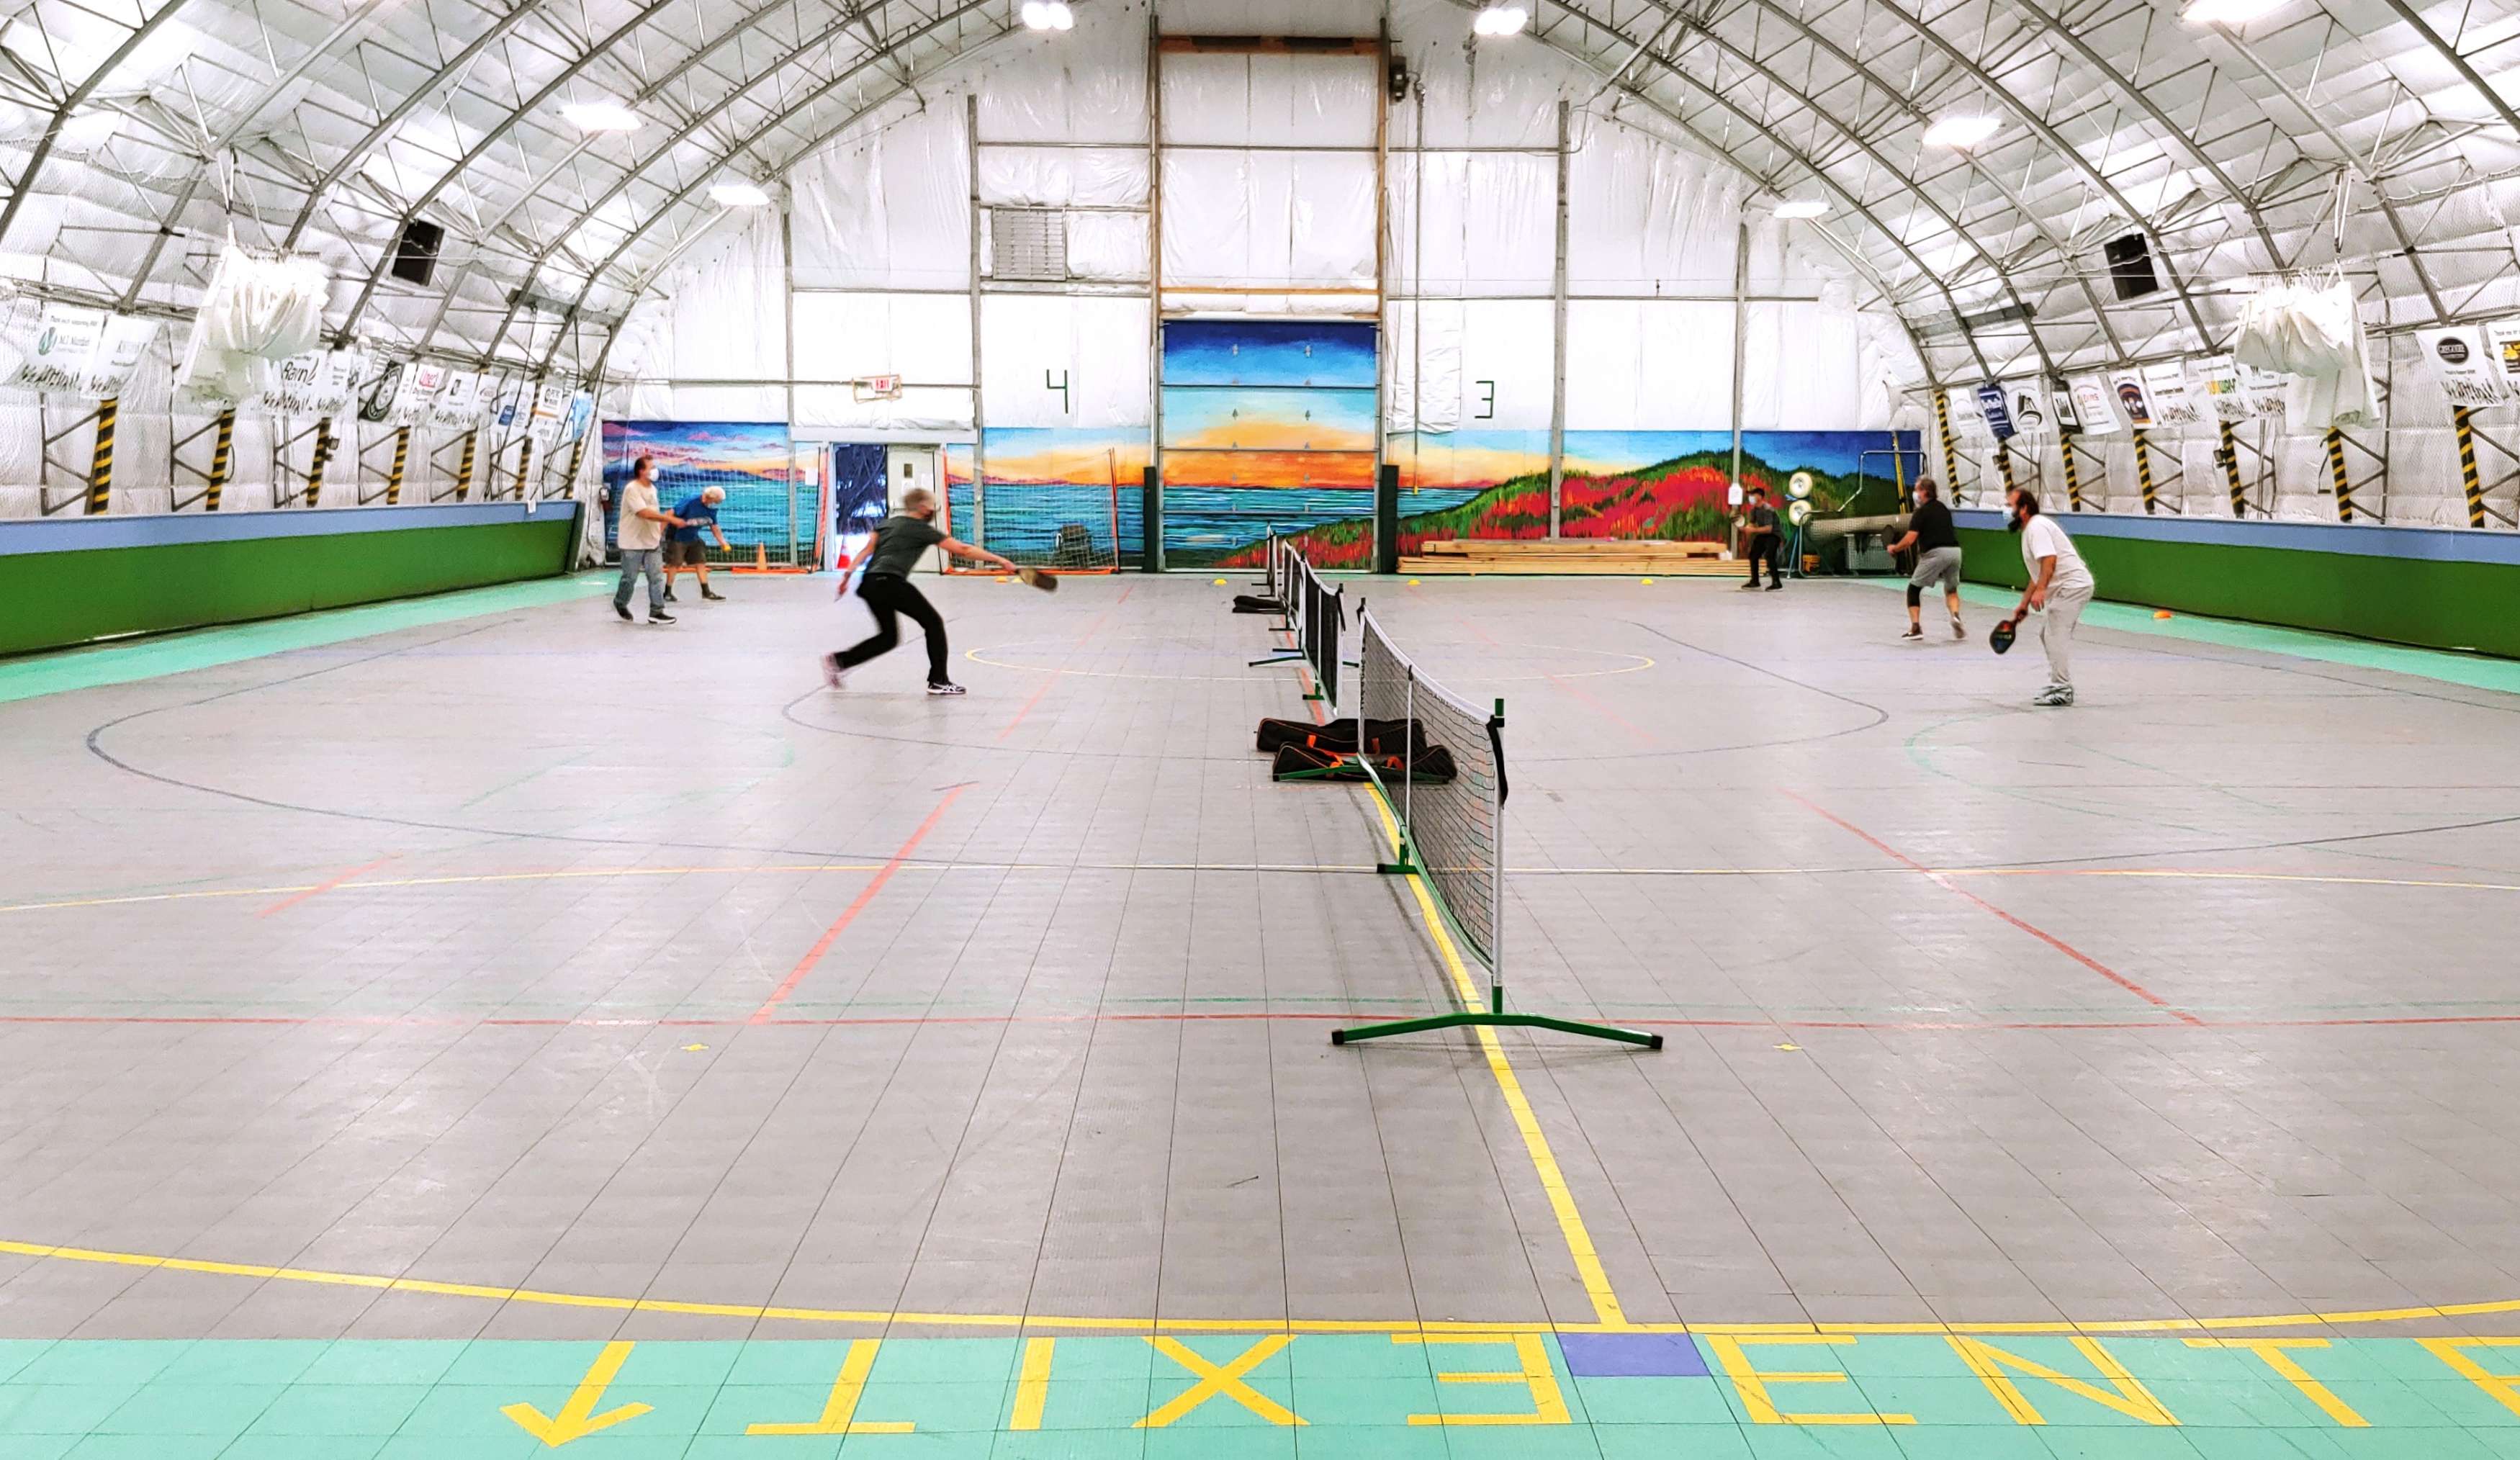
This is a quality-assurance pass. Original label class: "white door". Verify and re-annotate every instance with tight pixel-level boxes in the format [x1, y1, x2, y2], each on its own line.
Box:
[885, 446, 942, 572]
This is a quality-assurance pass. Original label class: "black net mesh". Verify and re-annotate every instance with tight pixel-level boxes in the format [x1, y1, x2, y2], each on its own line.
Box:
[1356, 611, 1503, 971]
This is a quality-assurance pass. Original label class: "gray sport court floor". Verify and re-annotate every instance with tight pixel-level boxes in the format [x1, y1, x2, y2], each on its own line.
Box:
[4, 569, 2520, 1456]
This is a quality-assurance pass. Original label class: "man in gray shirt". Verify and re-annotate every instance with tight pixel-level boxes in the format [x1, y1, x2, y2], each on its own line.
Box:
[612, 455, 683, 625]
[824, 487, 1017, 695]
[1884, 476, 1965, 641]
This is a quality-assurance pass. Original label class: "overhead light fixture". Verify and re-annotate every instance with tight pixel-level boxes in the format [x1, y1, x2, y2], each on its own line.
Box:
[562, 99, 642, 132]
[2180, 0, 2284, 23]
[1922, 114, 2000, 150]
[709, 181, 773, 207]
[1773, 199, 1828, 219]
[1473, 4, 1530, 36]
[1019, 1, 1074, 30]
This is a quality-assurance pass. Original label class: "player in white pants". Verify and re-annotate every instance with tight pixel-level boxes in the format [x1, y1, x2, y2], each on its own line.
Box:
[2005, 488, 2095, 707]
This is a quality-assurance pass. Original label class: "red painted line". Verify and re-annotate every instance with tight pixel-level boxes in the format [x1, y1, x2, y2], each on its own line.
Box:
[256, 857, 395, 918]
[1786, 793, 2203, 1024]
[747, 785, 968, 1024]
[999, 598, 1124, 740]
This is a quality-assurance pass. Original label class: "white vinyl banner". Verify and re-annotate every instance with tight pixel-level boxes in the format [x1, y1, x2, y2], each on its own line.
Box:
[431, 370, 481, 429]
[359, 360, 410, 424]
[1943, 387, 1990, 444]
[2195, 354, 2250, 422]
[2416, 325, 2506, 407]
[528, 380, 569, 449]
[1998, 378, 2050, 439]
[394, 361, 448, 426]
[2239, 362, 2287, 418]
[78, 314, 160, 398]
[5, 301, 106, 395]
[253, 349, 326, 415]
[2141, 361, 2204, 426]
[2107, 369, 2157, 428]
[2068, 374, 2126, 436]
[2485, 319, 2520, 397]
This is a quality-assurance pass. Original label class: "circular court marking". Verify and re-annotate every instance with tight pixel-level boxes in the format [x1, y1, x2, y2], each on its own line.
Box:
[964, 635, 1654, 682]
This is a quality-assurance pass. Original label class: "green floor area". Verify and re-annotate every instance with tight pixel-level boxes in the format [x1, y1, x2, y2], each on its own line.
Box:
[1863, 577, 2520, 698]
[8, 1333, 2520, 1458]
[0, 573, 611, 706]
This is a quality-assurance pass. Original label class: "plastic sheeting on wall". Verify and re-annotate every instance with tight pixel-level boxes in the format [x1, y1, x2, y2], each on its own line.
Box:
[1567, 122, 1744, 296]
[973, 0, 1146, 143]
[1385, 152, 1553, 297]
[668, 210, 786, 390]
[1160, 151, 1375, 287]
[789, 103, 971, 292]
[1565, 300, 1734, 430]
[1158, 52, 1377, 148]
[791, 292, 973, 433]
[981, 294, 1151, 429]
[1064, 213, 1150, 281]
[1743, 301, 1864, 430]
[978, 147, 1149, 209]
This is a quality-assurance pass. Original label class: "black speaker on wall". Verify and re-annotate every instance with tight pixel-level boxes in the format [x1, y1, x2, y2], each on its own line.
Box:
[390, 220, 444, 287]
[2104, 233, 2159, 302]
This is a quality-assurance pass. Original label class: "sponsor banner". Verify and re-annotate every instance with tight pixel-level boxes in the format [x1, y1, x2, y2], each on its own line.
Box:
[2141, 361, 2203, 426]
[558, 390, 595, 446]
[359, 360, 408, 424]
[2071, 373, 2127, 435]
[392, 361, 448, 427]
[431, 369, 481, 429]
[1974, 381, 2015, 441]
[2417, 325, 2506, 407]
[313, 348, 364, 417]
[253, 350, 327, 415]
[1943, 387, 1991, 444]
[2107, 369, 2156, 428]
[2195, 353, 2249, 422]
[78, 314, 160, 398]
[2486, 318, 2520, 397]
[4, 300, 107, 395]
[526, 379, 570, 449]
[1998, 378, 2050, 439]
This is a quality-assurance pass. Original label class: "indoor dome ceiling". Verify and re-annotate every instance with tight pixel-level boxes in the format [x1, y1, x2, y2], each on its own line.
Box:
[0, 0, 2511, 387]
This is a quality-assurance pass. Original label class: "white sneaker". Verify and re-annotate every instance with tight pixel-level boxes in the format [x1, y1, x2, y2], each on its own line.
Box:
[927, 681, 967, 696]
[1950, 613, 1966, 640]
[2032, 684, 2075, 707]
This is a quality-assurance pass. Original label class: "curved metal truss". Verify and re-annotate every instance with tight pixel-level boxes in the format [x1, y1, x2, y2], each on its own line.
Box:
[0, 0, 2510, 384]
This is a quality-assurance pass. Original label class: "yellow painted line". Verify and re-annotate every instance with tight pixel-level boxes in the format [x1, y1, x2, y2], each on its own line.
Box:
[1, 1236, 2513, 1338]
[1363, 790, 1628, 1328]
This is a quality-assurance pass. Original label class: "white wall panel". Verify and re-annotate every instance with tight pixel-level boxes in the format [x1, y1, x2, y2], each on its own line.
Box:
[790, 104, 971, 292]
[1566, 299, 1733, 428]
[981, 294, 1151, 428]
[793, 293, 973, 387]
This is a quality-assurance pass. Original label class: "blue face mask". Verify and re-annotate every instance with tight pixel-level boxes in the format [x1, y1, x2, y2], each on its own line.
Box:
[2007, 506, 2028, 532]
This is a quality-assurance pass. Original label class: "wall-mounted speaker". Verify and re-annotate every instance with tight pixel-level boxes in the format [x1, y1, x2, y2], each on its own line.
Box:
[390, 220, 444, 287]
[2103, 233, 2159, 302]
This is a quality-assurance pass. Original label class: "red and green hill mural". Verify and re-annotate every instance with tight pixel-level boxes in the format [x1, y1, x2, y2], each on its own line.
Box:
[1187, 446, 1894, 570]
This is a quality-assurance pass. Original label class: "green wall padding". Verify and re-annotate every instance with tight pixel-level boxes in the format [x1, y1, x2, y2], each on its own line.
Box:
[1956, 524, 2520, 659]
[1, 515, 578, 657]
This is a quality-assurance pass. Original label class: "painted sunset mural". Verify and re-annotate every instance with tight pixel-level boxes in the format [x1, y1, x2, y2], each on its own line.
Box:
[600, 420, 801, 550]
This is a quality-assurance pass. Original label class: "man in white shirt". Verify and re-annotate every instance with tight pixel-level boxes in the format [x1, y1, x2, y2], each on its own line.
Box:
[611, 454, 683, 626]
[2007, 488, 2095, 706]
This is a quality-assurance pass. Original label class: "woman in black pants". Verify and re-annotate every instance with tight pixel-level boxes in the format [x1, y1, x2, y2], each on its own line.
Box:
[825, 487, 1017, 695]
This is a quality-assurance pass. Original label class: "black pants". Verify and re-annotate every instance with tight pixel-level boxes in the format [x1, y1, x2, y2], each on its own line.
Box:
[838, 574, 952, 685]
[1746, 537, 1782, 586]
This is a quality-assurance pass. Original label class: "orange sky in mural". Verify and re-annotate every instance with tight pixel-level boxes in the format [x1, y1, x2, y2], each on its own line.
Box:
[981, 441, 1151, 484]
[1166, 449, 1377, 488]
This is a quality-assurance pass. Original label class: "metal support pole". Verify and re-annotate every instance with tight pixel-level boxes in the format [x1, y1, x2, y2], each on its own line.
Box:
[2133, 428, 2157, 515]
[1547, 100, 1570, 539]
[1146, 17, 1164, 572]
[1488, 695, 1505, 1017]
[2326, 428, 2354, 521]
[967, 91, 987, 551]
[1371, 27, 1389, 506]
[305, 418, 334, 507]
[2060, 437, 2083, 513]
[454, 430, 477, 500]
[2458, 406, 2486, 528]
[1994, 441, 2017, 497]
[207, 407, 233, 512]
[783, 200, 801, 562]
[562, 431, 588, 503]
[1933, 389, 1961, 496]
[2218, 420, 2246, 517]
[1729, 218, 1748, 503]
[84, 397, 117, 515]
[387, 425, 409, 505]
[513, 437, 534, 500]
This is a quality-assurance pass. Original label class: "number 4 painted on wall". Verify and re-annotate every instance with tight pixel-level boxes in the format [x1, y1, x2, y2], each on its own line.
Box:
[1045, 369, 1070, 414]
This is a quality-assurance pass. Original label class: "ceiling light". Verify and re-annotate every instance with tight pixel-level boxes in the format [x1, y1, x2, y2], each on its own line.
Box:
[1473, 5, 1530, 36]
[1922, 114, 2001, 150]
[709, 182, 773, 207]
[1020, 1, 1074, 30]
[562, 99, 642, 132]
[1773, 199, 1828, 219]
[2180, 0, 2284, 23]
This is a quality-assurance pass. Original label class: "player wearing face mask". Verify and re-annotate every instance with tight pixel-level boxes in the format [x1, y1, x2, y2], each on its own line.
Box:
[2004, 488, 2096, 707]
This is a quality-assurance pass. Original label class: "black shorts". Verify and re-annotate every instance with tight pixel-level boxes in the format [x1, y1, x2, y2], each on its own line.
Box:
[665, 540, 709, 567]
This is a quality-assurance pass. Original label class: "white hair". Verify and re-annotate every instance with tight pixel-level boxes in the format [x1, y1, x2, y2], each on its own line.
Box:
[701, 485, 726, 502]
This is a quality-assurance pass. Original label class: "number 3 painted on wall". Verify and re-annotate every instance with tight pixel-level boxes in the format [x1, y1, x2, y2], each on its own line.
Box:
[1475, 380, 1495, 420]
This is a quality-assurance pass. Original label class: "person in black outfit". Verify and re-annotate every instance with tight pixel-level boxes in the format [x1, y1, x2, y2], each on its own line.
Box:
[1882, 476, 1966, 641]
[1739, 487, 1784, 590]
[824, 487, 1018, 695]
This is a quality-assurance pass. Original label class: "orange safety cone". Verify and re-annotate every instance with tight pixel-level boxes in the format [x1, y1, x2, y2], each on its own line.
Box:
[752, 544, 768, 572]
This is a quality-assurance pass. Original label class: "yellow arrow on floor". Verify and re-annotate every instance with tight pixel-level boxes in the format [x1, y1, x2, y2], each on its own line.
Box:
[502, 1340, 653, 1447]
